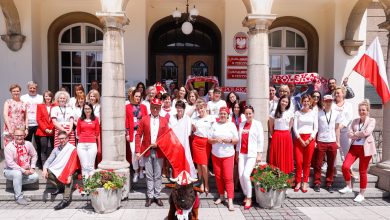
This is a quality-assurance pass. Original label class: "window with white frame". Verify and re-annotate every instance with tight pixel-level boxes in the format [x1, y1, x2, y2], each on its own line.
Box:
[268, 27, 308, 76]
[59, 23, 103, 95]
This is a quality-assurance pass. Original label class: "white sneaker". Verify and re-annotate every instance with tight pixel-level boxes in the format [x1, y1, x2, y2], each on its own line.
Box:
[139, 172, 145, 179]
[132, 173, 139, 183]
[354, 194, 365, 202]
[338, 186, 353, 194]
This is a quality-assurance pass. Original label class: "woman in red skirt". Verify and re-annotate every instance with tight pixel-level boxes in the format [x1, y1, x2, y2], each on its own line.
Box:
[191, 98, 215, 195]
[293, 95, 318, 192]
[269, 95, 294, 174]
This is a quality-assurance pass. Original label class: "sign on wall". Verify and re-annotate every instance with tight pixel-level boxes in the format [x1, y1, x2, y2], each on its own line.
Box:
[233, 32, 248, 54]
[227, 68, 247, 79]
[227, 55, 248, 66]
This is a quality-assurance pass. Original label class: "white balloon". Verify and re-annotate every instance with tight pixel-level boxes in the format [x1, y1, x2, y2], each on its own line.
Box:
[181, 22, 193, 35]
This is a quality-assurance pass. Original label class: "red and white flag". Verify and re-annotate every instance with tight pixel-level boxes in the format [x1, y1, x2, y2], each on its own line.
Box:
[353, 37, 390, 103]
[156, 116, 197, 181]
[48, 142, 79, 184]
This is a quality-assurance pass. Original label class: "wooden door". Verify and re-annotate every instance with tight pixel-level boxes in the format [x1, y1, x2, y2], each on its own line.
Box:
[155, 55, 184, 84]
[186, 55, 214, 79]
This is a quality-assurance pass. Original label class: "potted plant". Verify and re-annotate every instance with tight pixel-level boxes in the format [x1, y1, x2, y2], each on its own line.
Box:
[79, 170, 126, 214]
[251, 164, 294, 209]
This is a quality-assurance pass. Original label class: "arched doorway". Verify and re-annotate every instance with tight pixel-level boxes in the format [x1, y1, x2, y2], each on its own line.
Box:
[148, 16, 221, 86]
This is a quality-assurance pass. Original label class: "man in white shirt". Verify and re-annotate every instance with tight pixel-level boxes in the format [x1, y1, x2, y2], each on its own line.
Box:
[207, 88, 226, 119]
[313, 95, 342, 193]
[20, 81, 44, 167]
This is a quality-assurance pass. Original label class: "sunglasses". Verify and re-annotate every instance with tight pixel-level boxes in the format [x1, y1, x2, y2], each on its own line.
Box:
[244, 105, 254, 110]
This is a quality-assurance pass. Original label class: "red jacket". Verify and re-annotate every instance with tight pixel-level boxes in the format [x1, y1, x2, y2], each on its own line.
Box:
[135, 115, 169, 158]
[125, 104, 135, 142]
[36, 104, 55, 136]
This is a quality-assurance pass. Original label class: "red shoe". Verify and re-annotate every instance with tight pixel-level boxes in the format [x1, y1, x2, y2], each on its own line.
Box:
[294, 187, 300, 192]
[301, 188, 308, 193]
[244, 200, 252, 210]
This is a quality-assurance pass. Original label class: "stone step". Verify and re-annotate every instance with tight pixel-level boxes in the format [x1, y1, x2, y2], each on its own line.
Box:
[286, 187, 390, 199]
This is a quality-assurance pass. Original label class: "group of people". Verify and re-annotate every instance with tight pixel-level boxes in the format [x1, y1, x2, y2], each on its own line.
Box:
[3, 81, 100, 209]
[1, 77, 377, 212]
[268, 78, 375, 204]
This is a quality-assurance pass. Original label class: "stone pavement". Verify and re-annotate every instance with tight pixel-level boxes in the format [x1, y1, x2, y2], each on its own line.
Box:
[0, 198, 389, 219]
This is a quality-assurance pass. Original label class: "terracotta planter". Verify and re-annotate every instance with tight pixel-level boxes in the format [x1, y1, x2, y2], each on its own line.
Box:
[91, 188, 122, 214]
[254, 186, 286, 209]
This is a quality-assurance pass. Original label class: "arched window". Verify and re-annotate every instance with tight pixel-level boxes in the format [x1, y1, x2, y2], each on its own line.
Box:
[191, 61, 208, 76]
[58, 23, 103, 95]
[269, 27, 308, 76]
[161, 61, 178, 84]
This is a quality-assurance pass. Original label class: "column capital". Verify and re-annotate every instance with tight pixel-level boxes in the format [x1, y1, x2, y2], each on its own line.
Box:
[379, 20, 390, 32]
[242, 14, 277, 32]
[96, 12, 130, 30]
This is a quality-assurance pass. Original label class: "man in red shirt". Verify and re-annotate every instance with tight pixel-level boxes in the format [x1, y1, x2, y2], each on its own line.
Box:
[135, 98, 169, 207]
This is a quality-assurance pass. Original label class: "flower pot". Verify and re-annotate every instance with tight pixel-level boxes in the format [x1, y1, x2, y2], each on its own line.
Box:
[254, 186, 286, 209]
[91, 188, 122, 214]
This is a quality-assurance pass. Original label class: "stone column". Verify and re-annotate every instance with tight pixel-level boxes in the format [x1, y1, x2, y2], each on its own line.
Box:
[242, 0, 276, 160]
[370, 19, 390, 192]
[97, 0, 130, 198]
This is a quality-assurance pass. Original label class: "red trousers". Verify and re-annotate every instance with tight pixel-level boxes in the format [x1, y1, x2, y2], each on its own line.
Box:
[212, 155, 234, 199]
[294, 134, 315, 183]
[314, 141, 338, 186]
[342, 145, 372, 189]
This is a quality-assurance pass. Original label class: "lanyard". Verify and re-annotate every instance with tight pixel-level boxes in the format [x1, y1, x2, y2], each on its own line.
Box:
[358, 120, 364, 131]
[59, 106, 66, 120]
[324, 110, 332, 127]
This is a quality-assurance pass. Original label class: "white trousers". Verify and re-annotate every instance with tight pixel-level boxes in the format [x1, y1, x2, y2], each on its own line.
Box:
[130, 132, 144, 170]
[238, 154, 257, 198]
[77, 142, 97, 178]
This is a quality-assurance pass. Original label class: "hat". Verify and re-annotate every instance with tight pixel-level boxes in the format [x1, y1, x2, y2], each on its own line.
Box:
[219, 106, 230, 114]
[151, 98, 162, 106]
[154, 82, 167, 95]
[323, 94, 333, 101]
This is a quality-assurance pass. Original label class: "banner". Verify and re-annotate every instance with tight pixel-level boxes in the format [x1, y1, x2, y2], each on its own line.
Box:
[271, 73, 319, 85]
[227, 56, 247, 66]
[227, 68, 247, 79]
[185, 76, 219, 89]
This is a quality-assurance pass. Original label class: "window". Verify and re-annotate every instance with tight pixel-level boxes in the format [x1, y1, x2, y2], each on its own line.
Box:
[59, 23, 103, 95]
[161, 61, 178, 84]
[191, 61, 208, 76]
[269, 28, 308, 76]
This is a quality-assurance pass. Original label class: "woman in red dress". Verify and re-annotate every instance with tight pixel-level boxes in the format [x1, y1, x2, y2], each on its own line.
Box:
[269, 95, 294, 174]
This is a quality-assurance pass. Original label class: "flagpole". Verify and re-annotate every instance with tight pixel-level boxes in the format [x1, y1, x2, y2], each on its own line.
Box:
[340, 70, 354, 86]
[138, 145, 152, 160]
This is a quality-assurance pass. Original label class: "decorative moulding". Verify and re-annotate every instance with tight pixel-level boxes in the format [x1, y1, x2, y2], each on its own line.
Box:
[340, 40, 364, 56]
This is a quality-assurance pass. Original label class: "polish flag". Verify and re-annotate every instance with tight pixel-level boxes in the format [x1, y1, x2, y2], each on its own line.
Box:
[48, 143, 79, 184]
[156, 116, 197, 180]
[353, 37, 390, 103]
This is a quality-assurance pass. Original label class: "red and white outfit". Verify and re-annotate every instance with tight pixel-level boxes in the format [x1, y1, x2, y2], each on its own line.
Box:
[209, 121, 238, 199]
[293, 110, 318, 183]
[207, 100, 227, 119]
[314, 108, 343, 186]
[342, 117, 376, 189]
[269, 110, 294, 174]
[191, 115, 215, 165]
[36, 103, 55, 166]
[160, 107, 176, 123]
[50, 106, 75, 147]
[76, 118, 100, 178]
[237, 119, 264, 199]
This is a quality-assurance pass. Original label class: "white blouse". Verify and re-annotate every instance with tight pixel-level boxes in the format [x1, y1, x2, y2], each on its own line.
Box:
[333, 101, 353, 131]
[93, 104, 100, 119]
[209, 121, 239, 158]
[51, 106, 74, 123]
[192, 115, 215, 138]
[293, 110, 318, 138]
[271, 110, 294, 131]
[207, 100, 227, 118]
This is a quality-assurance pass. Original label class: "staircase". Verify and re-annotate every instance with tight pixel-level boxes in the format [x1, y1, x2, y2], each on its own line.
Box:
[0, 161, 388, 201]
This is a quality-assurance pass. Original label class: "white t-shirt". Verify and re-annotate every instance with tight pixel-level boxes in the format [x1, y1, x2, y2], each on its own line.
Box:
[21, 94, 43, 126]
[192, 115, 215, 138]
[69, 97, 77, 109]
[207, 100, 227, 118]
[141, 100, 151, 115]
[51, 106, 74, 123]
[93, 104, 100, 119]
[73, 106, 83, 125]
[270, 110, 294, 131]
[209, 121, 239, 158]
[293, 110, 318, 138]
[317, 109, 343, 143]
[333, 101, 353, 132]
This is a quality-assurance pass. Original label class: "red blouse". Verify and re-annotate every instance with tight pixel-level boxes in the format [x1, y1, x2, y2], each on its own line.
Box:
[240, 122, 252, 154]
[77, 118, 100, 143]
